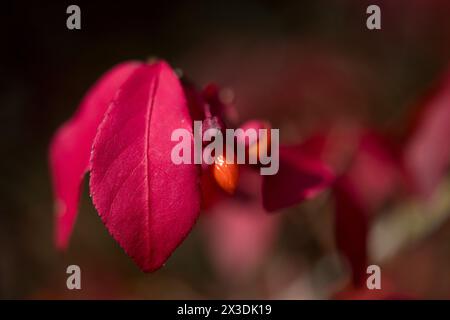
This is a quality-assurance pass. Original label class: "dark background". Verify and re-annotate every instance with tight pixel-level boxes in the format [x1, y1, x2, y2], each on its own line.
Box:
[1, 0, 450, 299]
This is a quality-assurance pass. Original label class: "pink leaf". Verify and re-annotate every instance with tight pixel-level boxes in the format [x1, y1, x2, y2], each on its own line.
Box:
[89, 61, 201, 272]
[404, 69, 450, 197]
[347, 131, 401, 212]
[262, 144, 334, 212]
[49, 61, 141, 250]
[302, 127, 401, 211]
[204, 199, 280, 282]
[204, 168, 279, 281]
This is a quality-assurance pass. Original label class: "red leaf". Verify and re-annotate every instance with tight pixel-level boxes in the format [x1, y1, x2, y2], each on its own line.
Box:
[404, 70, 450, 197]
[89, 61, 201, 272]
[49, 61, 141, 250]
[204, 199, 280, 282]
[347, 131, 401, 212]
[203, 169, 279, 281]
[262, 144, 334, 211]
[333, 176, 369, 286]
[302, 127, 401, 212]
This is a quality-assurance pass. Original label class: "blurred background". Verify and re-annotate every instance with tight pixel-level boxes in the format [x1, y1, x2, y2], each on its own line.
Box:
[1, 0, 450, 299]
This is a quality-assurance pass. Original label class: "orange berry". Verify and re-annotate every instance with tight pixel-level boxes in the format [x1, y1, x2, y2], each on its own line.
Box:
[248, 128, 271, 162]
[238, 120, 272, 164]
[213, 154, 239, 194]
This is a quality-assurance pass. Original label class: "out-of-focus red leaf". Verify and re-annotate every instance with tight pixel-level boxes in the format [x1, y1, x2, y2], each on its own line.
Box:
[347, 131, 401, 212]
[262, 144, 334, 212]
[236, 120, 268, 146]
[303, 126, 401, 211]
[302, 127, 401, 285]
[237, 120, 272, 165]
[404, 70, 450, 197]
[49, 61, 141, 250]
[297, 132, 328, 159]
[203, 167, 278, 281]
[89, 61, 201, 272]
[204, 199, 280, 282]
[299, 124, 363, 174]
[333, 176, 369, 286]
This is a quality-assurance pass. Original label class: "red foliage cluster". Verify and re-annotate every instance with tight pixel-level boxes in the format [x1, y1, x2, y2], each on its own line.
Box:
[49, 60, 333, 272]
[49, 59, 450, 290]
